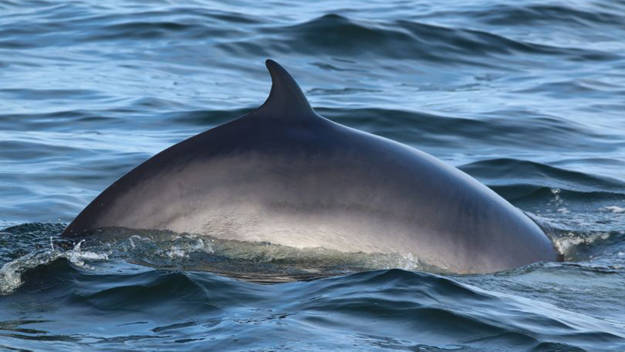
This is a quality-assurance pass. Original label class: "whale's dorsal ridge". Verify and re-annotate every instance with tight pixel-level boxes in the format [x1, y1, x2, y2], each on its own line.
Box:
[255, 59, 317, 121]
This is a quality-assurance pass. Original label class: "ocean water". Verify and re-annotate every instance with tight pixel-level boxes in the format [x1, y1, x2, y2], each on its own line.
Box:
[1, 0, 625, 350]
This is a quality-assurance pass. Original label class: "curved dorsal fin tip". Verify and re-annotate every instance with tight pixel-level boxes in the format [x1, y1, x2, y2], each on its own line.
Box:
[264, 58, 280, 72]
[265, 59, 294, 88]
[259, 59, 316, 119]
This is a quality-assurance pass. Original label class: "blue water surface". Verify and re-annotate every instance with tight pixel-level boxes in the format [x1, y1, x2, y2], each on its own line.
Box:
[1, 0, 625, 350]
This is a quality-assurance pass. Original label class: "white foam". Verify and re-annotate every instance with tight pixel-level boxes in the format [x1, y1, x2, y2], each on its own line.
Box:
[600, 205, 625, 213]
[0, 241, 109, 295]
[552, 231, 611, 256]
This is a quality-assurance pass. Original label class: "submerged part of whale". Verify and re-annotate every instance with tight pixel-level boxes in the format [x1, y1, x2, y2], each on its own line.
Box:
[63, 59, 559, 274]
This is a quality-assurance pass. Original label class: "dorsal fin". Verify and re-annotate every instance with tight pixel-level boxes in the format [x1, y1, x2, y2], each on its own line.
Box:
[254, 59, 317, 120]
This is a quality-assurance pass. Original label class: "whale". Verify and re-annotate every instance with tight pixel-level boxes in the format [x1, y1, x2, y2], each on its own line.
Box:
[62, 59, 559, 274]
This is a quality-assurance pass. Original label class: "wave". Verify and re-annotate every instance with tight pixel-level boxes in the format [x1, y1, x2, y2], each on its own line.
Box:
[0, 224, 425, 293]
[1, 221, 624, 350]
[2, 221, 625, 294]
[2, 256, 624, 350]
[471, 4, 625, 27]
[321, 107, 616, 151]
[0, 4, 259, 48]
[2, 4, 620, 67]
[213, 13, 619, 64]
[460, 158, 625, 197]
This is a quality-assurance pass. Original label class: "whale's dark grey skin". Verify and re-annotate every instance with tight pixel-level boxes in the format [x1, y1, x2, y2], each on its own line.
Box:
[63, 59, 558, 273]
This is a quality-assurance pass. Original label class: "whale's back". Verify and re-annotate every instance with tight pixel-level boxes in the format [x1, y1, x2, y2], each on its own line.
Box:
[63, 60, 558, 273]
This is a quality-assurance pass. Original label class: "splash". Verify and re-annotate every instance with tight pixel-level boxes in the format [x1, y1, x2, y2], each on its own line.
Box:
[0, 241, 108, 295]
[0, 226, 430, 293]
[105, 230, 429, 282]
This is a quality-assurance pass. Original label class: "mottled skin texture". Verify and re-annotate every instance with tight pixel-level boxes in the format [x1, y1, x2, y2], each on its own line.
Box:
[63, 60, 559, 273]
